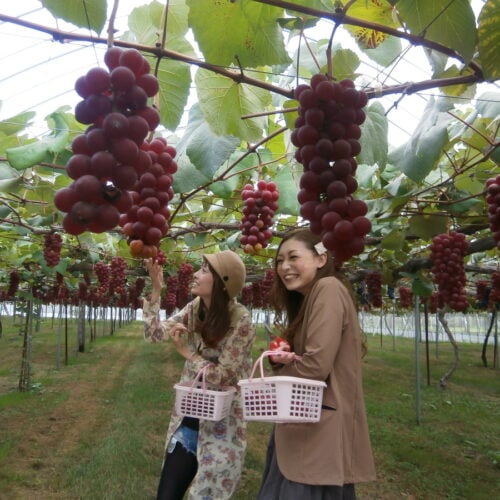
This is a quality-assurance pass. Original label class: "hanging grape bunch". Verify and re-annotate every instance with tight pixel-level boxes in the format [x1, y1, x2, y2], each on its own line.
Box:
[291, 74, 371, 265]
[430, 231, 469, 312]
[398, 286, 413, 309]
[485, 175, 500, 249]
[366, 271, 383, 308]
[43, 232, 63, 267]
[119, 136, 177, 259]
[176, 263, 194, 309]
[240, 180, 279, 255]
[54, 46, 161, 241]
[488, 271, 500, 308]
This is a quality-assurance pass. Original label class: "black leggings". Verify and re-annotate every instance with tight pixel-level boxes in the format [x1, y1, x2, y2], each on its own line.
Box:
[156, 441, 198, 500]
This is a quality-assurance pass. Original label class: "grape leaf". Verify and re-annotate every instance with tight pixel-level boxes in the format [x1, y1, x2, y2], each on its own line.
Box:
[397, 0, 476, 63]
[358, 102, 388, 170]
[388, 97, 453, 183]
[409, 214, 448, 239]
[187, 0, 291, 68]
[6, 113, 69, 170]
[274, 166, 299, 216]
[40, 0, 107, 34]
[175, 103, 240, 179]
[195, 69, 272, 143]
[477, 0, 500, 80]
[0, 111, 35, 136]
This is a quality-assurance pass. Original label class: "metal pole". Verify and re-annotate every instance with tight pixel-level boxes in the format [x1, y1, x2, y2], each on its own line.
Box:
[414, 295, 421, 425]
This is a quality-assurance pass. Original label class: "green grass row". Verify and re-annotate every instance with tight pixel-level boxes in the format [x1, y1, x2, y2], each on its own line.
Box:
[0, 315, 499, 499]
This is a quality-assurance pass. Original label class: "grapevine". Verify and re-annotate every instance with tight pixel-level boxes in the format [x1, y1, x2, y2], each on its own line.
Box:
[292, 74, 371, 266]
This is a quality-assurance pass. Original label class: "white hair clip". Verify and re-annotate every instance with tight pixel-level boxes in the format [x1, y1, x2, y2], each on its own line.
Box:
[314, 241, 327, 255]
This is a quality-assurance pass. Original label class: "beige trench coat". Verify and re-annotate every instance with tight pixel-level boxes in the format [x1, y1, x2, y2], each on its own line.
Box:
[143, 296, 256, 499]
[272, 276, 376, 486]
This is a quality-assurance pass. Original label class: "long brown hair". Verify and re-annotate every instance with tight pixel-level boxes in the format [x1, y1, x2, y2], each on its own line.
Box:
[196, 261, 231, 347]
[270, 228, 366, 355]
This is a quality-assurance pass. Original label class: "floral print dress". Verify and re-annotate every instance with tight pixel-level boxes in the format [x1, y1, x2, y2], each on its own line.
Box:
[143, 295, 256, 500]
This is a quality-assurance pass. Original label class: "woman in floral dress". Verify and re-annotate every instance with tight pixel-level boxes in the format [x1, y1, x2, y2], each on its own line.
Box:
[143, 250, 255, 500]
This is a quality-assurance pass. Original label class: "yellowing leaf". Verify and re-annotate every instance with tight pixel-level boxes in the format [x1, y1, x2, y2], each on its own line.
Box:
[344, 0, 398, 49]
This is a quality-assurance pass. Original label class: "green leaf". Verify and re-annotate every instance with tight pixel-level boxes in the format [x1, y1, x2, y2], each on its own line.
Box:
[381, 230, 405, 251]
[172, 155, 211, 193]
[176, 104, 240, 178]
[397, 0, 477, 62]
[320, 48, 360, 82]
[476, 91, 500, 122]
[388, 97, 452, 183]
[40, 0, 107, 34]
[125, 0, 188, 41]
[412, 277, 433, 297]
[195, 69, 272, 143]
[187, 0, 291, 67]
[157, 51, 194, 131]
[0, 111, 35, 136]
[184, 232, 207, 248]
[408, 214, 448, 239]
[358, 102, 388, 170]
[477, 0, 500, 80]
[273, 166, 299, 216]
[5, 113, 69, 170]
[360, 35, 402, 67]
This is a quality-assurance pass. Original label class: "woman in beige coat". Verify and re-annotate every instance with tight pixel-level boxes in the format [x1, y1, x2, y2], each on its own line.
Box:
[258, 228, 376, 499]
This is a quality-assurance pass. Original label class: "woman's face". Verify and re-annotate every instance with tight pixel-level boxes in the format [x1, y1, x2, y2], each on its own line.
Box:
[276, 238, 326, 295]
[191, 260, 214, 303]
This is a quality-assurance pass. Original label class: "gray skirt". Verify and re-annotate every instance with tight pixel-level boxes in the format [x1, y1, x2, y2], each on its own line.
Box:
[257, 431, 356, 500]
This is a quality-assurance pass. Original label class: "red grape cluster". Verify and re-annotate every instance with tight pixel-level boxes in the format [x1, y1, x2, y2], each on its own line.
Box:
[240, 180, 279, 254]
[430, 231, 469, 311]
[291, 74, 371, 265]
[109, 257, 128, 296]
[43, 232, 63, 267]
[398, 286, 413, 308]
[176, 263, 193, 309]
[475, 280, 490, 309]
[485, 175, 500, 249]
[119, 137, 176, 259]
[489, 271, 500, 307]
[366, 271, 382, 308]
[3, 270, 20, 300]
[54, 46, 161, 241]
[164, 275, 178, 314]
[94, 261, 111, 296]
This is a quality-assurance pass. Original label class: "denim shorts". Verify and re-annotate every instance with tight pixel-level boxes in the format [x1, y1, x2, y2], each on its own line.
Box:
[167, 425, 198, 456]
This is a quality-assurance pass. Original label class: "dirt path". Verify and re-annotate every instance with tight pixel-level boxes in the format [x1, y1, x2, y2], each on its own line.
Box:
[1, 331, 138, 500]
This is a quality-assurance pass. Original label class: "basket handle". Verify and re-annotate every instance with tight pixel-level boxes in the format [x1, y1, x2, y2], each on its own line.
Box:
[189, 364, 212, 391]
[250, 351, 276, 378]
[249, 350, 301, 379]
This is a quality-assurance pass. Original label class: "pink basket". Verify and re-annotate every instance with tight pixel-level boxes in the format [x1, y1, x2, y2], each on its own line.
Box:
[174, 365, 236, 421]
[238, 351, 326, 423]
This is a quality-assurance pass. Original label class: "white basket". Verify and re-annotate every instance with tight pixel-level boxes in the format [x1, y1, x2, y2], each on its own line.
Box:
[238, 351, 326, 423]
[174, 365, 236, 421]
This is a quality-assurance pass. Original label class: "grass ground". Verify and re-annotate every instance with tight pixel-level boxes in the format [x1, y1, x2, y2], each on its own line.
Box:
[0, 313, 499, 499]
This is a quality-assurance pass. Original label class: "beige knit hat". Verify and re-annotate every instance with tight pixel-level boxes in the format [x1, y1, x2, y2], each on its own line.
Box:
[204, 250, 246, 299]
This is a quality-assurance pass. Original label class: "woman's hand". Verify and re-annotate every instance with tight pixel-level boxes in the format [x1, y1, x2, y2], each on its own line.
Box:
[144, 258, 164, 303]
[168, 322, 193, 361]
[269, 337, 297, 365]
